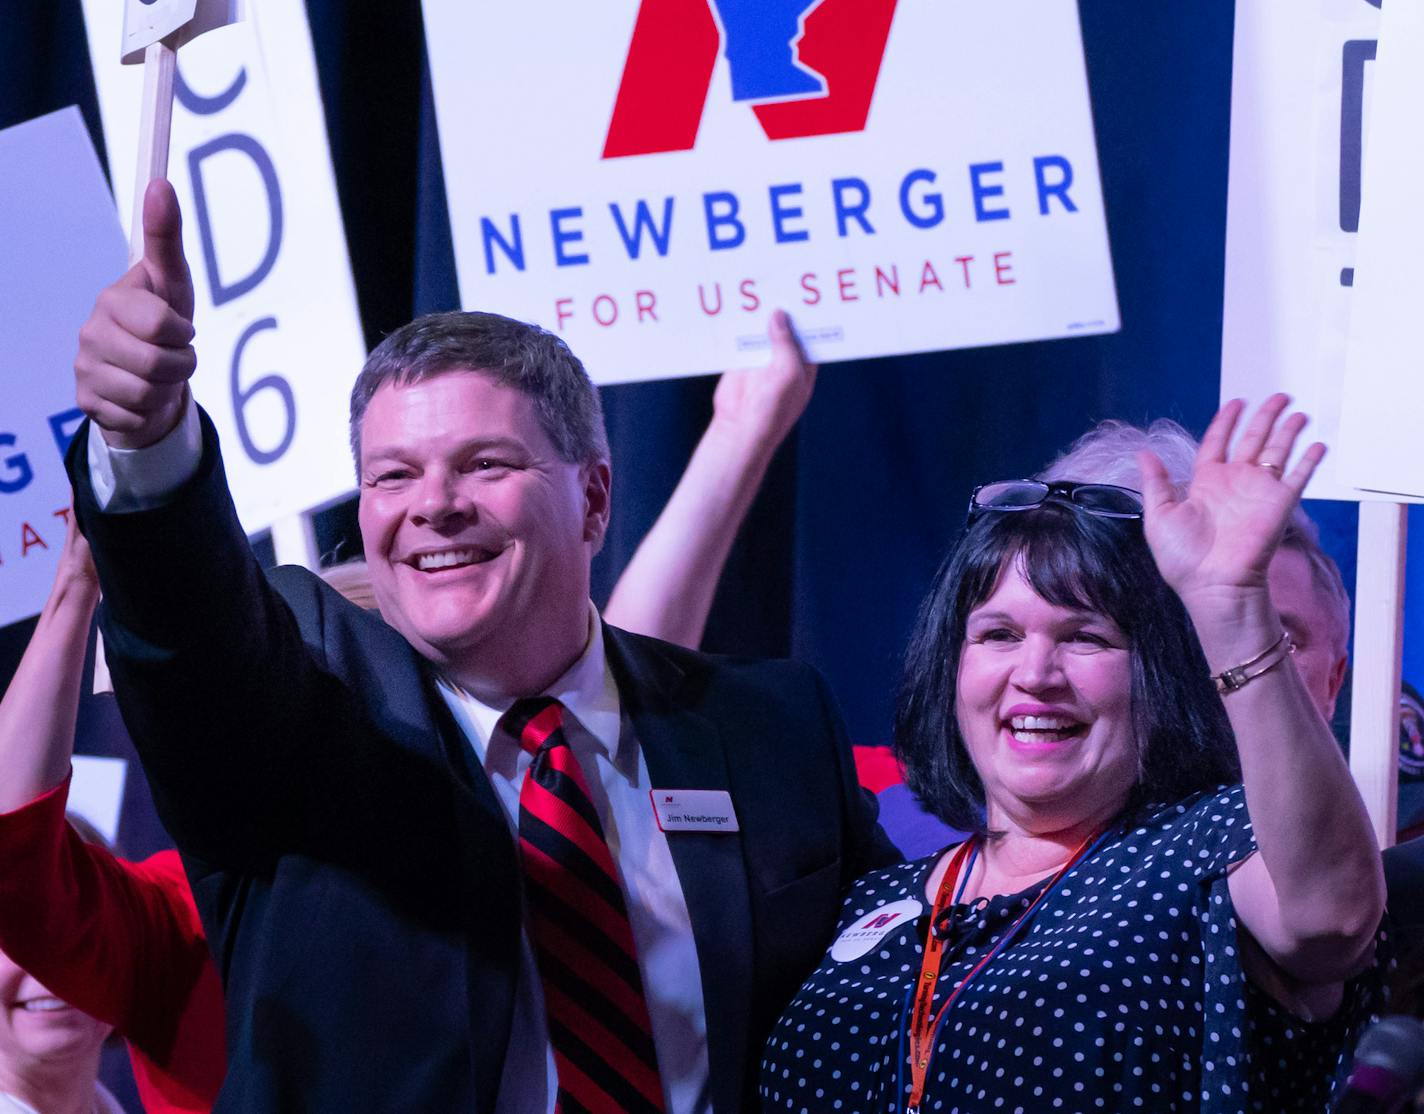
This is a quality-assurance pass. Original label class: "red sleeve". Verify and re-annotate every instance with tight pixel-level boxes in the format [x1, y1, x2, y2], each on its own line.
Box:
[0, 776, 225, 1108]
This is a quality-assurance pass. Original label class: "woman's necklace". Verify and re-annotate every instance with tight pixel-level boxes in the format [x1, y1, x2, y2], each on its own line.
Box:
[902, 827, 1112, 1113]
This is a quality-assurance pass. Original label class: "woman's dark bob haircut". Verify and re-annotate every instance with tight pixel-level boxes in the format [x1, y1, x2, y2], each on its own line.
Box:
[893, 501, 1239, 835]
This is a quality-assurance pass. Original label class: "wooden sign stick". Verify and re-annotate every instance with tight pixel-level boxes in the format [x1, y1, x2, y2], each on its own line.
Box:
[1348, 500, 1407, 848]
[128, 37, 179, 264]
[126, 37, 179, 266]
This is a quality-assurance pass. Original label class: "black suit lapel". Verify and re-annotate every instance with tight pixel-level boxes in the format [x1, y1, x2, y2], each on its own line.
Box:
[604, 626, 755, 1114]
[421, 673, 522, 1114]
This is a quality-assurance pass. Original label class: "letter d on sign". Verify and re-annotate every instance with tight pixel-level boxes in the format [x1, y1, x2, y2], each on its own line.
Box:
[188, 132, 284, 306]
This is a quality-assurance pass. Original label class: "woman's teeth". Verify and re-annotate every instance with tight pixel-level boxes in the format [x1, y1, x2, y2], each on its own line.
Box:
[1008, 714, 1081, 742]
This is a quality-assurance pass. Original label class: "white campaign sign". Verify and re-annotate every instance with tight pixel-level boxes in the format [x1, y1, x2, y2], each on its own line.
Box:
[0, 109, 127, 627]
[1337, 0, 1424, 500]
[121, 0, 197, 61]
[423, 0, 1118, 384]
[83, 0, 365, 534]
[121, 0, 243, 63]
[70, 756, 130, 845]
[1220, 0, 1412, 501]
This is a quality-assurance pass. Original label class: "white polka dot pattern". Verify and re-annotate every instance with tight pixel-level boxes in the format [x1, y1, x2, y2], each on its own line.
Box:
[759, 785, 1385, 1113]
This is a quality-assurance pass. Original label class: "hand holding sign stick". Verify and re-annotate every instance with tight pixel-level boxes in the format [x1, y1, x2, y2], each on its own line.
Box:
[76, 182, 195, 453]
[119, 0, 241, 262]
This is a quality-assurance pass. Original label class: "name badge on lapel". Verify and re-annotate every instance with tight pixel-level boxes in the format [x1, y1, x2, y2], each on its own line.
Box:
[650, 789, 739, 833]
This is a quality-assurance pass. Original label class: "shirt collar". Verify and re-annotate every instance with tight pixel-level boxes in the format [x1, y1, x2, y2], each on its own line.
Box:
[437, 603, 622, 761]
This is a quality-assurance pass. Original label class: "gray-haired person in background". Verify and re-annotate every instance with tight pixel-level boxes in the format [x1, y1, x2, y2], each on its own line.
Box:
[1041, 418, 1351, 724]
[1044, 419, 1424, 1012]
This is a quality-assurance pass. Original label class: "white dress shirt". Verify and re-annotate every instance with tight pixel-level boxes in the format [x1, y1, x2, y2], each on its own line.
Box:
[87, 404, 713, 1112]
[86, 392, 203, 512]
[437, 614, 711, 1114]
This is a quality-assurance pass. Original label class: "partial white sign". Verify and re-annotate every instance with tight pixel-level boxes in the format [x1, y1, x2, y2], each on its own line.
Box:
[121, 0, 197, 62]
[1337, 0, 1424, 500]
[0, 109, 127, 627]
[424, 0, 1118, 384]
[70, 756, 130, 846]
[1221, 0, 1406, 500]
[84, 0, 365, 534]
[121, 0, 244, 65]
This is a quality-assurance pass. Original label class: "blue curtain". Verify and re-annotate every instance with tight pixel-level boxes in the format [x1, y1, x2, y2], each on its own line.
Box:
[6, 0, 1420, 830]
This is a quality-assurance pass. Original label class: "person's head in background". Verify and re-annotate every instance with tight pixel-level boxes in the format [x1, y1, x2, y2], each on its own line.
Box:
[1040, 418, 1351, 720]
[0, 815, 118, 1114]
[320, 559, 380, 613]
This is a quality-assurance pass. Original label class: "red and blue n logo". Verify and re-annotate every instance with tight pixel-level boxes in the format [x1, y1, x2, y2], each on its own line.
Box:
[603, 0, 899, 158]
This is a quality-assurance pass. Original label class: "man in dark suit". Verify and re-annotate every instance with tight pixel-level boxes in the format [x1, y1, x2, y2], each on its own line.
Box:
[69, 181, 896, 1113]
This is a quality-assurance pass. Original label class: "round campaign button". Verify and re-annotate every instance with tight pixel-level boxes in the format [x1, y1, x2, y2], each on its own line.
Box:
[830, 898, 923, 962]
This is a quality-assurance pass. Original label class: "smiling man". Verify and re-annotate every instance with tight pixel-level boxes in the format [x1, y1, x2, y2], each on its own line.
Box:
[349, 327, 610, 696]
[67, 182, 895, 1114]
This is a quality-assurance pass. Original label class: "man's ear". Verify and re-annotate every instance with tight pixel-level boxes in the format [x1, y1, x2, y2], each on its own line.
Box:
[582, 459, 612, 554]
[1325, 653, 1349, 721]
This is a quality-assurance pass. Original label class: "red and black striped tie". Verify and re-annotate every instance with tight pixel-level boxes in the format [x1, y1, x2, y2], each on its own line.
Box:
[505, 697, 667, 1114]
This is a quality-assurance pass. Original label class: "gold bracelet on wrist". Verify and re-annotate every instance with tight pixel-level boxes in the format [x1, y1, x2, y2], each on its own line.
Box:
[1213, 630, 1295, 694]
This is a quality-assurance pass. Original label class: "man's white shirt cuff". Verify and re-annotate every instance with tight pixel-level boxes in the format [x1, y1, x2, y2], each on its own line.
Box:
[86, 392, 203, 512]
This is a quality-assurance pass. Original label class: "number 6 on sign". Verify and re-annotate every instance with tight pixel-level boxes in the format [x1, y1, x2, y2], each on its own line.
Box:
[230, 317, 296, 466]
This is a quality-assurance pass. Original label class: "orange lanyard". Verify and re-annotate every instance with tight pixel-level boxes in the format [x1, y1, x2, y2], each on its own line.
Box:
[905, 830, 1104, 1112]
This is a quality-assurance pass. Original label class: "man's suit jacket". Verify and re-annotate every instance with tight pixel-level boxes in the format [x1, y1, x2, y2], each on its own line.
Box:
[69, 411, 897, 1113]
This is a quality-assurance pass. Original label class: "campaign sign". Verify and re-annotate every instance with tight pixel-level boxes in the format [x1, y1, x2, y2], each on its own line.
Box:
[82, 0, 365, 534]
[0, 109, 126, 627]
[120, 0, 241, 65]
[423, 0, 1119, 383]
[70, 756, 129, 845]
[1337, 0, 1424, 500]
[1220, 0, 1407, 501]
[121, 0, 197, 63]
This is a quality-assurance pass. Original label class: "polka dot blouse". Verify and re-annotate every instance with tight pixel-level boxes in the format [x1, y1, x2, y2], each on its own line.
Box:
[761, 785, 1383, 1113]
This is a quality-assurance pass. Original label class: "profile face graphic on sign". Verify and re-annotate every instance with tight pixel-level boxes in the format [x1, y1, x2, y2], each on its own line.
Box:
[604, 0, 897, 156]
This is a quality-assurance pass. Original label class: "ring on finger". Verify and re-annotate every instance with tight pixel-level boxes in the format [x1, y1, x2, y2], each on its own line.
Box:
[1258, 461, 1282, 475]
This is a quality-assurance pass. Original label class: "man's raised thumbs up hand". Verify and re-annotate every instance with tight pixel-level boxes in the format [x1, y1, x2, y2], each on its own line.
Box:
[75, 179, 197, 449]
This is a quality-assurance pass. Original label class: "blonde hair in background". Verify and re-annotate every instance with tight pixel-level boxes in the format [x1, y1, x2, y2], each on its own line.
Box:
[319, 559, 380, 612]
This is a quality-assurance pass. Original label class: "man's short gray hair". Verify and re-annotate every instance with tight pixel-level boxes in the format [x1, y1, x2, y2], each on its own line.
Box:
[1040, 418, 1351, 656]
[348, 310, 609, 475]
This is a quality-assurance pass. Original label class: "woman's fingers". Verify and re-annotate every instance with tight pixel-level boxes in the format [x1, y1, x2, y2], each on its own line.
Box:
[1257, 410, 1309, 471]
[1136, 449, 1178, 519]
[1283, 441, 1327, 498]
[1197, 398, 1244, 464]
[1231, 393, 1290, 463]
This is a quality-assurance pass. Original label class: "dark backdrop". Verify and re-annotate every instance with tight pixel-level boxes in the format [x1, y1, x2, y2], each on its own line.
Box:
[17, 4, 1424, 1102]
[9, 1, 1411, 834]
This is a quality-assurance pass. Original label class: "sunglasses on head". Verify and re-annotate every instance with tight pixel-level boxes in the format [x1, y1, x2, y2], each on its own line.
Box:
[967, 479, 1144, 523]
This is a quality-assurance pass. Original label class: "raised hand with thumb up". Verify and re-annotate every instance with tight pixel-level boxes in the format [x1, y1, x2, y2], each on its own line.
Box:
[75, 179, 197, 449]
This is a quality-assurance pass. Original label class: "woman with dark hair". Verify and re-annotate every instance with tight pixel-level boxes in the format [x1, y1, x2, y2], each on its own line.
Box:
[762, 397, 1385, 1112]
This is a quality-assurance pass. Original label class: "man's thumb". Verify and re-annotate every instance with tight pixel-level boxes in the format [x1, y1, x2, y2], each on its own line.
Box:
[141, 179, 195, 319]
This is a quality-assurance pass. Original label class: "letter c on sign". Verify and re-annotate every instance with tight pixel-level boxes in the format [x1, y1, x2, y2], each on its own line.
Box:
[176, 60, 248, 116]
